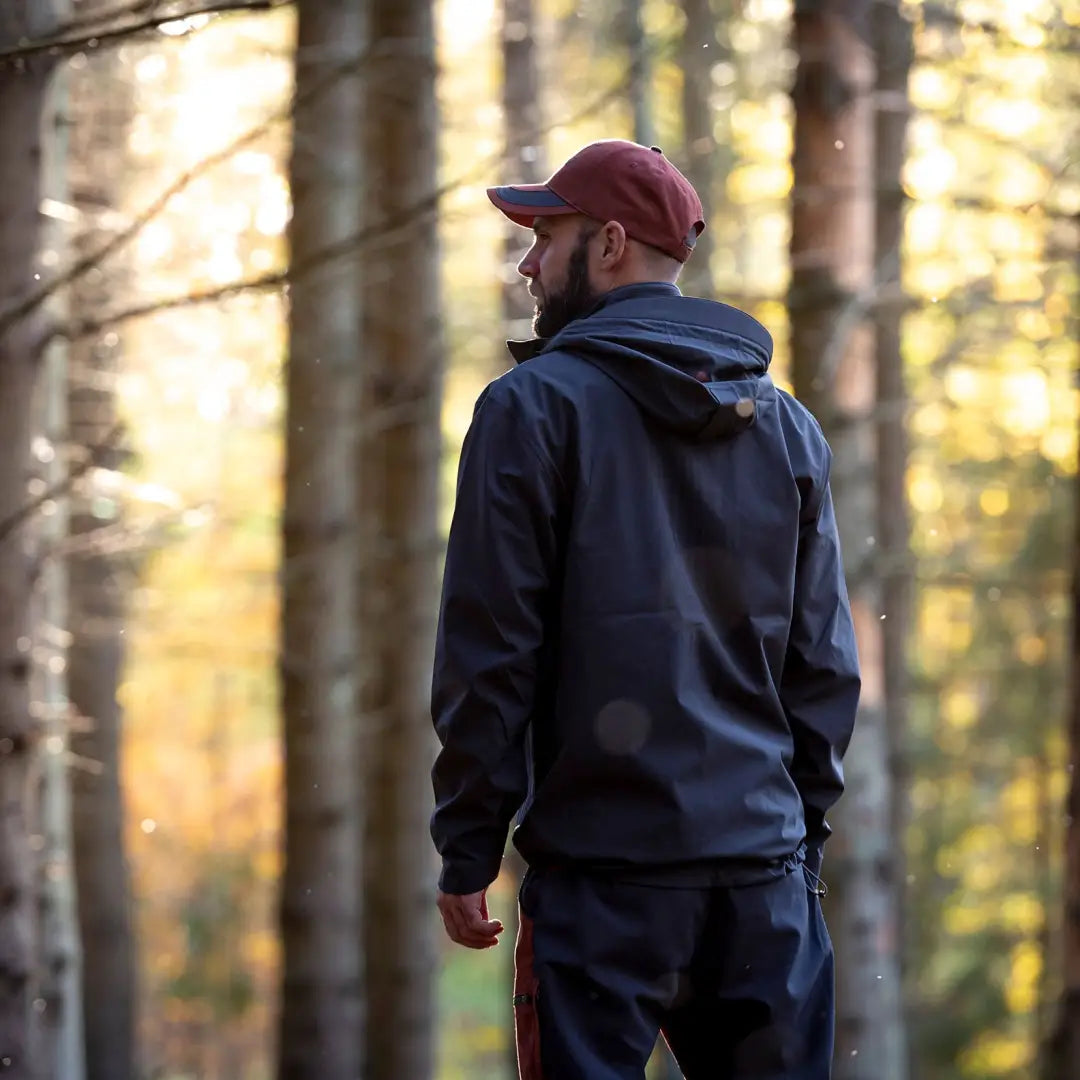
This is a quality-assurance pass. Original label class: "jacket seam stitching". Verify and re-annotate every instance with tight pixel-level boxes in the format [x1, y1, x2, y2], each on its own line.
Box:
[485, 391, 568, 497]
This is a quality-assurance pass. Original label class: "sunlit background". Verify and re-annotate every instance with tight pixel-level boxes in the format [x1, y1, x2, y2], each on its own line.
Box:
[50, 0, 1080, 1076]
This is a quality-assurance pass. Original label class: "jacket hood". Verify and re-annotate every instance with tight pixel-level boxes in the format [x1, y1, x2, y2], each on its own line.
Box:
[507, 284, 776, 440]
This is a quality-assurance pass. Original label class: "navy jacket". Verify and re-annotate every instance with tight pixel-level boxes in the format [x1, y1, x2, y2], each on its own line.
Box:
[431, 283, 859, 895]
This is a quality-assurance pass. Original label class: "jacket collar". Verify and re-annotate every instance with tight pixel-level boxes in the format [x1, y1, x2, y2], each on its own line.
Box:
[506, 282, 681, 365]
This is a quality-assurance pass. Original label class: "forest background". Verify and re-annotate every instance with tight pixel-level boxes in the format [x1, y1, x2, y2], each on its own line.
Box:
[0, 0, 1077, 1079]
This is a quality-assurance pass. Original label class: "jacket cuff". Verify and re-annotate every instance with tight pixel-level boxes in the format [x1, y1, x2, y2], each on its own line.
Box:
[438, 857, 502, 896]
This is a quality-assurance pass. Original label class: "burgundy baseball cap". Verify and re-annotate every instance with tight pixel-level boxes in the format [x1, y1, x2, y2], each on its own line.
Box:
[487, 140, 706, 263]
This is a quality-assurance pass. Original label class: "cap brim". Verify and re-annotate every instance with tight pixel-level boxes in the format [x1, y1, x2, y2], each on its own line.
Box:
[487, 184, 578, 228]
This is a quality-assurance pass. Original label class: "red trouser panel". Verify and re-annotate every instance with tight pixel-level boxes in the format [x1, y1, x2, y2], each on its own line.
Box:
[513, 910, 545, 1080]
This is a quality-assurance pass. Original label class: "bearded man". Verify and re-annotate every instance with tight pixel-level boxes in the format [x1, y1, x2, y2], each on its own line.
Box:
[430, 140, 858, 1080]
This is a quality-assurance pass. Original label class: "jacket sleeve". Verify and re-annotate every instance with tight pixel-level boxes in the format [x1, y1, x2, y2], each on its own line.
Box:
[780, 459, 860, 877]
[430, 385, 563, 895]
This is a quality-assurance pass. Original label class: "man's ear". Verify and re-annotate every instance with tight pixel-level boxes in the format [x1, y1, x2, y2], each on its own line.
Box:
[597, 220, 628, 267]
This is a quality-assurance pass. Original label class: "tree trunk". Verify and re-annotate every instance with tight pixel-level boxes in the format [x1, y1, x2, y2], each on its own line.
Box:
[500, 0, 545, 350]
[32, 46, 85, 1080]
[788, 3, 907, 1078]
[65, 9, 137, 1076]
[626, 0, 653, 146]
[677, 0, 722, 299]
[1044, 301, 1080, 1079]
[0, 5, 70, 1075]
[498, 1, 544, 1070]
[360, 2, 442, 1077]
[277, 3, 365, 1078]
[873, 2, 913, 1075]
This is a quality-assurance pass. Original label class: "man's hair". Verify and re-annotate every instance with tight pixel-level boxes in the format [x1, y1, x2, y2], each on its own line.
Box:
[641, 242, 683, 280]
[582, 219, 682, 280]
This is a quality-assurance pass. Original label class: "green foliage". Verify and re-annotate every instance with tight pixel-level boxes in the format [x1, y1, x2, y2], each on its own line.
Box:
[169, 854, 258, 1021]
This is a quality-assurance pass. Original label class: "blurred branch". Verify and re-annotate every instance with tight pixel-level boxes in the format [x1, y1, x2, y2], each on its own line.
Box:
[62, 67, 633, 339]
[918, 0, 1079, 46]
[45, 0, 161, 36]
[0, 41, 368, 340]
[915, 570, 1070, 593]
[69, 275, 286, 338]
[812, 149, 1077, 391]
[53, 503, 188, 560]
[915, 1, 1080, 58]
[0, 424, 125, 545]
[0, 0, 291, 64]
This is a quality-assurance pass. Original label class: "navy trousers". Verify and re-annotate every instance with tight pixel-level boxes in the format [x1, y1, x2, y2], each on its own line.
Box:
[512, 864, 834, 1080]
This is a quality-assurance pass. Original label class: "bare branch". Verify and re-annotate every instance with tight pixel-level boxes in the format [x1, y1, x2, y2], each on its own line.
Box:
[3, 32, 632, 341]
[918, 0, 1079, 46]
[0, 0, 291, 66]
[0, 425, 126, 545]
[0, 132, 278, 338]
[0, 41, 369, 340]
[43, 1, 160, 37]
[62, 67, 634, 337]
[69, 275, 285, 338]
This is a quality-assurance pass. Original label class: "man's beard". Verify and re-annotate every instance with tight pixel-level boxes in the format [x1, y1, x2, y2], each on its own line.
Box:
[533, 232, 602, 339]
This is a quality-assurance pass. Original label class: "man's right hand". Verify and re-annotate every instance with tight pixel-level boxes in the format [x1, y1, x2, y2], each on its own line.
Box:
[437, 887, 505, 950]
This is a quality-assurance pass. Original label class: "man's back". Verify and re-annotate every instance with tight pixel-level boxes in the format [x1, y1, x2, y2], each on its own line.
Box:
[431, 283, 859, 890]
[434, 139, 854, 1080]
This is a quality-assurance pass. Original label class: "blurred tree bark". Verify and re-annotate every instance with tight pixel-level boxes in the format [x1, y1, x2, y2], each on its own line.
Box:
[1044, 293, 1080, 1076]
[498, 0, 543, 1071]
[359, 0, 442, 1077]
[788, 2, 907, 1078]
[499, 0, 545, 352]
[65, 7, 137, 1077]
[873, 0, 914, 1073]
[31, 34, 84, 1080]
[677, 0, 722, 299]
[277, 2, 365, 1078]
[626, 0, 653, 146]
[0, 3, 71, 1075]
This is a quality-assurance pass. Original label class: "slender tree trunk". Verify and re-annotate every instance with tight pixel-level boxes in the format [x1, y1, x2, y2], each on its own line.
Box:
[1033, 743, 1054, 1058]
[498, 2, 544, 1070]
[0, 5, 70, 1075]
[788, 3, 907, 1078]
[678, 0, 720, 299]
[32, 50, 85, 1080]
[1045, 328, 1080, 1078]
[360, 2, 442, 1076]
[873, 1, 913, 1074]
[65, 12, 137, 1076]
[626, 0, 653, 146]
[277, 3, 365, 1078]
[500, 0, 545, 350]
[658, 44, 706, 1080]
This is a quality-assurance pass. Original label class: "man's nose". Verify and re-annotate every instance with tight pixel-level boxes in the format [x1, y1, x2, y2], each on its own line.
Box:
[517, 248, 537, 279]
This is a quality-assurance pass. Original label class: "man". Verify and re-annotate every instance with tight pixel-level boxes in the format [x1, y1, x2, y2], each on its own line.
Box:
[430, 140, 859, 1079]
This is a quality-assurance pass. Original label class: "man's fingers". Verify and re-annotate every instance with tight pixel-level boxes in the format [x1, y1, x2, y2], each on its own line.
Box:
[437, 890, 505, 949]
[444, 910, 500, 949]
[447, 904, 484, 943]
[437, 896, 481, 947]
[467, 913, 504, 936]
[452, 903, 503, 946]
[461, 899, 503, 937]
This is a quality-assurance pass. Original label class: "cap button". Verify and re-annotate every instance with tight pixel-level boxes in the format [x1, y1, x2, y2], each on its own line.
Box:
[650, 145, 663, 154]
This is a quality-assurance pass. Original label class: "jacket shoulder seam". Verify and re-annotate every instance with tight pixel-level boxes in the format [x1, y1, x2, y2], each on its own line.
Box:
[480, 387, 568, 495]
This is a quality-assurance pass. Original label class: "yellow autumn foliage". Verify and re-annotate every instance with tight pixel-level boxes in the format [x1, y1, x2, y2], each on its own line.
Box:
[960, 1032, 1033, 1077]
[80, 0, 1078, 1077]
